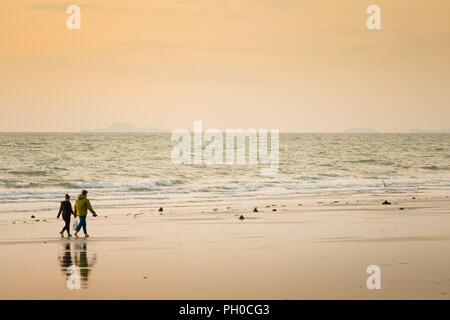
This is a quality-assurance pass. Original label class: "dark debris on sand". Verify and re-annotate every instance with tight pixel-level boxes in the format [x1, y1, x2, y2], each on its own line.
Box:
[382, 200, 391, 205]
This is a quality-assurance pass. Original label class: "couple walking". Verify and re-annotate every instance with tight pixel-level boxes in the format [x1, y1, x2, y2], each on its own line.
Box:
[57, 190, 97, 238]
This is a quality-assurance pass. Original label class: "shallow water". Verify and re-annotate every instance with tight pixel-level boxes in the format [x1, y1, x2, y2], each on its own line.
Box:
[0, 133, 449, 214]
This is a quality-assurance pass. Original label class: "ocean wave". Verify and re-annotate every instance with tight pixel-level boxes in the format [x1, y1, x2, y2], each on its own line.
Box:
[1, 182, 45, 188]
[156, 180, 176, 186]
[318, 172, 347, 178]
[128, 187, 154, 192]
[1, 179, 449, 212]
[347, 159, 395, 166]
[8, 170, 50, 176]
[422, 165, 449, 171]
[0, 179, 184, 190]
[348, 159, 377, 164]
[66, 180, 183, 189]
[296, 175, 323, 181]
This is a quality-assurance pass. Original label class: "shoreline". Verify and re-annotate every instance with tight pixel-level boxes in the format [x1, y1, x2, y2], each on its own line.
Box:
[0, 192, 448, 224]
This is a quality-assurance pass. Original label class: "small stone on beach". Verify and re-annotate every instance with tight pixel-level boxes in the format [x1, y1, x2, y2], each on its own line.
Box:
[31, 215, 35, 219]
[272, 209, 277, 212]
[382, 200, 391, 205]
[399, 207, 405, 210]
[239, 215, 245, 220]
[253, 207, 258, 213]
[158, 207, 163, 212]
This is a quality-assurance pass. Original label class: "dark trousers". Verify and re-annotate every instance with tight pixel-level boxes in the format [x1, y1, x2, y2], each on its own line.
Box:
[61, 214, 71, 234]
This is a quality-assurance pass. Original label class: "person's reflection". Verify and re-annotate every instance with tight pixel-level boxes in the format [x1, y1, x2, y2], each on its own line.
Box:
[74, 241, 97, 288]
[59, 241, 97, 289]
[59, 242, 73, 273]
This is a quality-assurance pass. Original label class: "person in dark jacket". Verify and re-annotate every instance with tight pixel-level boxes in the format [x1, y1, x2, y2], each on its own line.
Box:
[57, 194, 75, 238]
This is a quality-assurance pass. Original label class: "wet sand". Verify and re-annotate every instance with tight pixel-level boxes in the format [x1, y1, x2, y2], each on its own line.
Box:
[0, 197, 449, 299]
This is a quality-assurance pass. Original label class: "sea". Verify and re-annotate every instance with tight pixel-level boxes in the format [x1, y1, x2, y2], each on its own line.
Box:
[0, 133, 449, 215]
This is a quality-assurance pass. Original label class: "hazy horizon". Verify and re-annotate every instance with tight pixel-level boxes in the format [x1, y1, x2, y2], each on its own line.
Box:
[1, 124, 449, 133]
[1, 0, 449, 132]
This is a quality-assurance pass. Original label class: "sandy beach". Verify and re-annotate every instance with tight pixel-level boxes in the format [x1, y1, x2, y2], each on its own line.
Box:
[0, 196, 449, 300]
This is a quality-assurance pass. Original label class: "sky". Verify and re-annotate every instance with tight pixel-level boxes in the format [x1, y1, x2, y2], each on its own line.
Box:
[0, 0, 449, 132]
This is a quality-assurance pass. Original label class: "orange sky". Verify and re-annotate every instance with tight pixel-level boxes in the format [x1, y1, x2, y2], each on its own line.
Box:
[0, 0, 449, 132]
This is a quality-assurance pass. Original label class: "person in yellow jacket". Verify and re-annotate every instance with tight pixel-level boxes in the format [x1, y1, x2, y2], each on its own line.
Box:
[74, 190, 98, 238]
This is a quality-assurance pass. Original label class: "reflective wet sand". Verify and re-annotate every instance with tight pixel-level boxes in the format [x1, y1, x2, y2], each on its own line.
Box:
[0, 198, 449, 299]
